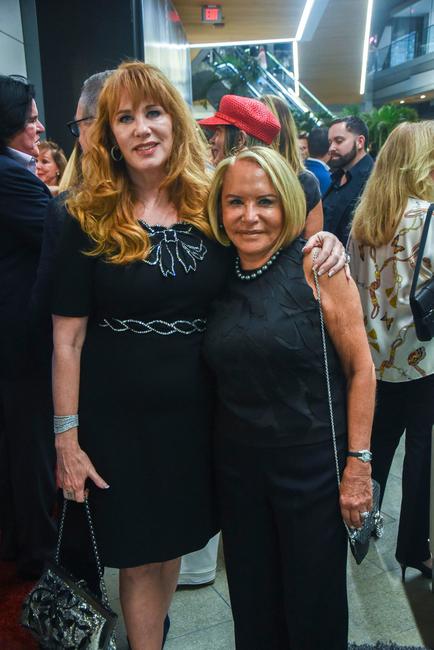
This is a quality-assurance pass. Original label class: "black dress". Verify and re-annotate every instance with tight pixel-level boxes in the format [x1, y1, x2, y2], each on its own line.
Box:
[52, 213, 229, 568]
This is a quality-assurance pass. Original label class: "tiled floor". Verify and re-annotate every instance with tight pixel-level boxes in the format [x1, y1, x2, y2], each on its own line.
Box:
[106, 438, 434, 649]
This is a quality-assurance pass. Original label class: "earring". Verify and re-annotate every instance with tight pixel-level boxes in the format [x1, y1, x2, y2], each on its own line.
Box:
[110, 145, 123, 162]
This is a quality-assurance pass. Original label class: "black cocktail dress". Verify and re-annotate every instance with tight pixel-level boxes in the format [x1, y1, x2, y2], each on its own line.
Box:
[53, 214, 229, 568]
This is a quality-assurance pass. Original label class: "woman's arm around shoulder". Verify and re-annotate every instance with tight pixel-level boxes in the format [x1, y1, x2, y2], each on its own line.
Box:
[303, 250, 376, 530]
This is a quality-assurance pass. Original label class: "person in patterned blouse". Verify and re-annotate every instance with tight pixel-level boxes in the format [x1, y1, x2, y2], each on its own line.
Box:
[349, 121, 434, 580]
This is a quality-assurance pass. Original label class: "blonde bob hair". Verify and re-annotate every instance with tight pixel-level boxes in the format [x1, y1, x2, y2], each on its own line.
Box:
[260, 95, 303, 175]
[352, 121, 434, 247]
[66, 60, 211, 264]
[207, 147, 306, 254]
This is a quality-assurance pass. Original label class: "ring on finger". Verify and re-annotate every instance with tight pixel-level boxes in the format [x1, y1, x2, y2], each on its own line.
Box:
[360, 511, 370, 519]
[64, 490, 75, 500]
[345, 253, 351, 265]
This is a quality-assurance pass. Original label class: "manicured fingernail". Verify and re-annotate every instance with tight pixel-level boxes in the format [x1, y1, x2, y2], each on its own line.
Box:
[328, 270, 335, 277]
[104, 484, 110, 489]
[318, 269, 324, 276]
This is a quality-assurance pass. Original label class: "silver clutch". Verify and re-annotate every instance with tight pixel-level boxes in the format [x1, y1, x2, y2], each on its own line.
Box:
[21, 497, 117, 649]
[21, 561, 117, 649]
[347, 478, 384, 564]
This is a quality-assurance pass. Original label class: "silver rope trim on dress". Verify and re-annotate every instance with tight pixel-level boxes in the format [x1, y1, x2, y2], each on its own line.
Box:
[99, 317, 207, 335]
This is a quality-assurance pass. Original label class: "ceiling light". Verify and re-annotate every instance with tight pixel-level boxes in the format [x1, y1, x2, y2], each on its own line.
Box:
[360, 0, 374, 95]
[296, 0, 315, 41]
[400, 100, 405, 104]
[187, 37, 294, 49]
[188, 0, 316, 49]
[420, 94, 426, 99]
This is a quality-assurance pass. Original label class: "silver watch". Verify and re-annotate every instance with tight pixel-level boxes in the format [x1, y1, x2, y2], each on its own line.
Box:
[347, 449, 372, 463]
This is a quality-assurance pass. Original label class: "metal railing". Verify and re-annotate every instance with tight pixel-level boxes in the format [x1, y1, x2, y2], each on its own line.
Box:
[369, 24, 434, 72]
[204, 46, 333, 119]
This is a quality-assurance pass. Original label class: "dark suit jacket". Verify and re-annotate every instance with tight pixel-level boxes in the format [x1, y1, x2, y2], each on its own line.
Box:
[0, 152, 51, 378]
[30, 193, 69, 370]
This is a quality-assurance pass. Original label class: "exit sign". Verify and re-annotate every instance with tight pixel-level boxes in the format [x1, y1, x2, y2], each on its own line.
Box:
[201, 5, 223, 23]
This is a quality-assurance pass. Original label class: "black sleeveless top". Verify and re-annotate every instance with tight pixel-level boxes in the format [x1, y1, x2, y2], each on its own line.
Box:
[203, 237, 347, 447]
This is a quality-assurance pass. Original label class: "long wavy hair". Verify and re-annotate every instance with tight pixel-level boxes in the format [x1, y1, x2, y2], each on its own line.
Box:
[260, 95, 303, 174]
[66, 61, 212, 264]
[352, 121, 434, 247]
[207, 147, 306, 255]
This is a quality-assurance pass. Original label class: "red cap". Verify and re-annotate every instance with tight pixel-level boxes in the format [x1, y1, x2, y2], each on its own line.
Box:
[198, 95, 280, 145]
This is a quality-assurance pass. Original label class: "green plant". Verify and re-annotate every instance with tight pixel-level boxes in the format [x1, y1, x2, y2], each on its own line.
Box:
[334, 103, 419, 156]
[362, 104, 418, 155]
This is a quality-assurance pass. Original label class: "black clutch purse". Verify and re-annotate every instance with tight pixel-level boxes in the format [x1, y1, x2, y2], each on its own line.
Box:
[410, 203, 434, 342]
[313, 266, 384, 565]
[21, 496, 117, 649]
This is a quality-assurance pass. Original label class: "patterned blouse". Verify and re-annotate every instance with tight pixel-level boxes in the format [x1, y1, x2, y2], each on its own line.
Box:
[349, 197, 434, 382]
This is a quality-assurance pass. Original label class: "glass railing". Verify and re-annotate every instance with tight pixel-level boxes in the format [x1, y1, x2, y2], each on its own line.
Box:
[369, 24, 434, 71]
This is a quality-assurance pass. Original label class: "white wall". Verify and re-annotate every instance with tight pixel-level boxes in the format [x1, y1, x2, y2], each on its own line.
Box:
[0, 0, 26, 76]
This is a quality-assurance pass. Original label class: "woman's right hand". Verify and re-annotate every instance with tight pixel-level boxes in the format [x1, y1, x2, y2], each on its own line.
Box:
[55, 429, 109, 502]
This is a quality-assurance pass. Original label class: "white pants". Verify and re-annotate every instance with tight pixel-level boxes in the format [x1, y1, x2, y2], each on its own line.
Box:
[178, 533, 220, 585]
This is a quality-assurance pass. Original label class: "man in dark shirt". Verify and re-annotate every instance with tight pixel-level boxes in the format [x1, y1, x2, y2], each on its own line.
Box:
[323, 116, 374, 245]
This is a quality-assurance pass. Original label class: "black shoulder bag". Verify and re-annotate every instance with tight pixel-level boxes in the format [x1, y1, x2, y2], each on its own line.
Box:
[21, 496, 117, 649]
[410, 203, 434, 342]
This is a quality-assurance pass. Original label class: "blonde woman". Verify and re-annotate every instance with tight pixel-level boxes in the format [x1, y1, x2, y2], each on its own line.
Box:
[349, 121, 434, 580]
[36, 140, 67, 194]
[261, 94, 323, 238]
[204, 148, 375, 650]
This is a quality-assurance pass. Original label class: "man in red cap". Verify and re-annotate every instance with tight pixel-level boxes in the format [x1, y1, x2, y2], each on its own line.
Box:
[198, 94, 280, 166]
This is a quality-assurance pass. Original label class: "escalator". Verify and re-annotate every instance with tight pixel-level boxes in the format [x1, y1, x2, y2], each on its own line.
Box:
[192, 46, 334, 121]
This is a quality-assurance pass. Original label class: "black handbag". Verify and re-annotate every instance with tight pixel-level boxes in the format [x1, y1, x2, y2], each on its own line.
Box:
[410, 203, 434, 342]
[313, 266, 383, 564]
[21, 496, 117, 649]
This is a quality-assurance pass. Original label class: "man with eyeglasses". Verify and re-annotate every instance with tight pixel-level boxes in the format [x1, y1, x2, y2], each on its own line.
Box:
[0, 74, 56, 579]
[67, 109, 95, 148]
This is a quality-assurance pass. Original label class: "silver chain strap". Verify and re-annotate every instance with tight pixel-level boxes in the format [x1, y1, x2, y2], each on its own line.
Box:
[55, 496, 111, 608]
[313, 266, 352, 538]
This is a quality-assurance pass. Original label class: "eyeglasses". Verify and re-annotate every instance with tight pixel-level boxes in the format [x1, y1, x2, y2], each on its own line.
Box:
[67, 116, 94, 137]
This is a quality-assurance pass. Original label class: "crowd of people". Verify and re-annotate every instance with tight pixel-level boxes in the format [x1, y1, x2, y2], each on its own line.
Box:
[0, 60, 433, 650]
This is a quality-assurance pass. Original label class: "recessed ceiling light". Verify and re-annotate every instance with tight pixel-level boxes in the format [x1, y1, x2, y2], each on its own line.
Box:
[420, 94, 426, 99]
[400, 100, 405, 104]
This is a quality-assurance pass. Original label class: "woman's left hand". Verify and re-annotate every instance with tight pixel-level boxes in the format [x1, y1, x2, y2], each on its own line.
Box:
[339, 459, 373, 529]
[303, 231, 350, 279]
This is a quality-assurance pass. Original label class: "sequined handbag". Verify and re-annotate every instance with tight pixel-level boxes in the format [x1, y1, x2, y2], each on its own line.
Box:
[410, 203, 434, 342]
[313, 267, 384, 565]
[21, 497, 117, 649]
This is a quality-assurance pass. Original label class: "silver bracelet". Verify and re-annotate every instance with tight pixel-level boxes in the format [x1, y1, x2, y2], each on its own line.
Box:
[54, 414, 79, 435]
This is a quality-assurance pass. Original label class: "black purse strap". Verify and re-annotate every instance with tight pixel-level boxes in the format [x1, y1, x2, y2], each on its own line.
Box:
[410, 203, 434, 301]
[55, 496, 110, 608]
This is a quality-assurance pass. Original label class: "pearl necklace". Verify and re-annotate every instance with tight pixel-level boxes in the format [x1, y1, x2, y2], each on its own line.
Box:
[235, 249, 281, 281]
